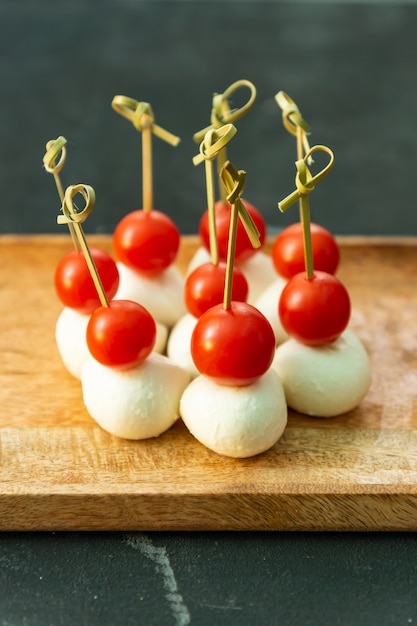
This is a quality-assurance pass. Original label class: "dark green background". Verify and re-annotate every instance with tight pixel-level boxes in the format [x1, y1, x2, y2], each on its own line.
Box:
[2, 0, 417, 236]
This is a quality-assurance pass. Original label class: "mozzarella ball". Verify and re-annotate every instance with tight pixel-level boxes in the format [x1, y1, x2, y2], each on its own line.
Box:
[154, 322, 168, 355]
[166, 313, 199, 378]
[115, 262, 186, 328]
[254, 277, 289, 345]
[271, 329, 372, 417]
[186, 246, 276, 304]
[237, 251, 277, 303]
[180, 368, 287, 458]
[55, 307, 90, 378]
[81, 352, 190, 439]
[186, 246, 211, 276]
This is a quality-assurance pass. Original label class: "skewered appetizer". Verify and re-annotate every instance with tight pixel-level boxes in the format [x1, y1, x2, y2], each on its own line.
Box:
[180, 161, 288, 457]
[111, 96, 186, 336]
[255, 91, 340, 345]
[57, 183, 189, 439]
[271, 145, 372, 417]
[43, 137, 120, 378]
[168, 124, 249, 377]
[82, 294, 189, 440]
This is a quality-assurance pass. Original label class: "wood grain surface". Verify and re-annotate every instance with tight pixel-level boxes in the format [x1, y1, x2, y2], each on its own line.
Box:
[1, 235, 417, 531]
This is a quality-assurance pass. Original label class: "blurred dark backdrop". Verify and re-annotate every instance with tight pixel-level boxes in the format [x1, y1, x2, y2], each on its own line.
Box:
[1, 0, 416, 236]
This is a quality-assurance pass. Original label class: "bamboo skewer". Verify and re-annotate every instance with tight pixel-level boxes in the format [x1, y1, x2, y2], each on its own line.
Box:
[193, 124, 237, 266]
[278, 145, 335, 279]
[57, 184, 109, 307]
[194, 79, 257, 203]
[43, 136, 80, 252]
[219, 161, 261, 309]
[111, 96, 180, 213]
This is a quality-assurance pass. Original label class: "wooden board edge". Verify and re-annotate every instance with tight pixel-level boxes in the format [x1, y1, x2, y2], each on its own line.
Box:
[1, 492, 417, 532]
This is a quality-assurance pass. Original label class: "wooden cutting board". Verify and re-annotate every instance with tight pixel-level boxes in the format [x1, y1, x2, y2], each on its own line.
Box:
[1, 234, 417, 531]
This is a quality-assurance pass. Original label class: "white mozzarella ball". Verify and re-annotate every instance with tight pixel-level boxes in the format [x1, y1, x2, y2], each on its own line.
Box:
[180, 369, 288, 458]
[254, 277, 289, 345]
[55, 307, 90, 379]
[154, 322, 168, 355]
[271, 329, 372, 418]
[186, 246, 211, 276]
[166, 313, 199, 378]
[81, 352, 190, 439]
[115, 262, 186, 328]
[255, 274, 288, 345]
[237, 251, 277, 303]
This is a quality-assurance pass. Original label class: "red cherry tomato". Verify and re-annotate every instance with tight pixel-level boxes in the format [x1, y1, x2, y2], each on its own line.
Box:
[86, 300, 156, 369]
[113, 209, 180, 276]
[278, 271, 350, 346]
[191, 301, 276, 386]
[54, 247, 119, 314]
[184, 262, 248, 318]
[198, 199, 266, 264]
[272, 222, 340, 279]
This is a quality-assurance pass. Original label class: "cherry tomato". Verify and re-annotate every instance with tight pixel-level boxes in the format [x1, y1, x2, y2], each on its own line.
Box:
[54, 247, 119, 314]
[184, 262, 248, 318]
[272, 222, 339, 278]
[113, 209, 180, 276]
[278, 271, 350, 346]
[191, 301, 276, 386]
[86, 300, 156, 369]
[198, 199, 266, 264]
